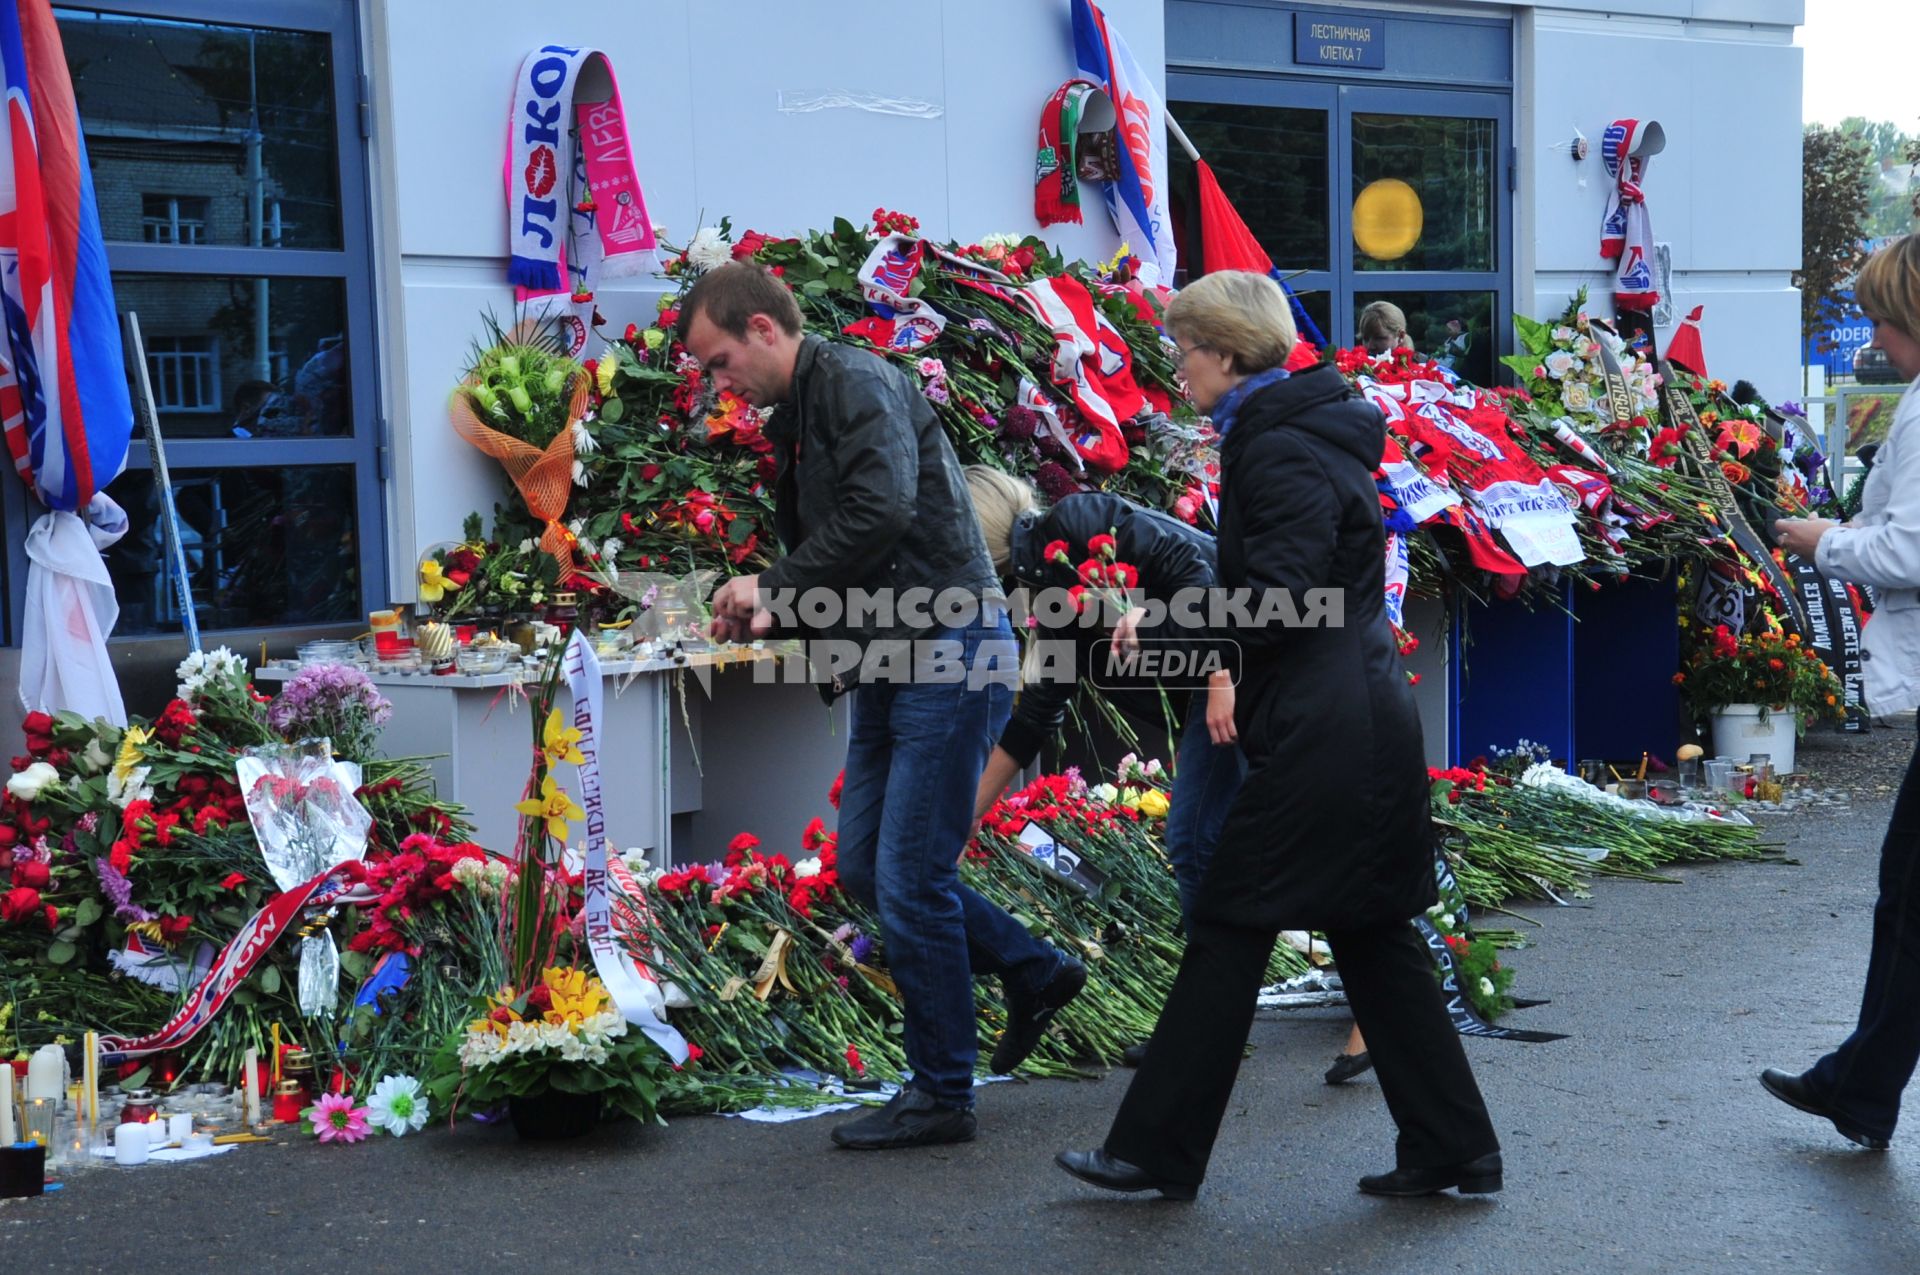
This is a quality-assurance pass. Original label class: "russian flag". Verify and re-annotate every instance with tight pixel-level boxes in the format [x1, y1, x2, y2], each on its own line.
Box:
[0, 0, 132, 513]
[1071, 0, 1175, 287]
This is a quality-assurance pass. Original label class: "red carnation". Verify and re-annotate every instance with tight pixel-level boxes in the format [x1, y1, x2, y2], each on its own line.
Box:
[10, 859, 49, 890]
[221, 871, 249, 891]
[1087, 533, 1117, 561]
[1041, 539, 1071, 565]
[828, 770, 844, 809]
[158, 914, 193, 945]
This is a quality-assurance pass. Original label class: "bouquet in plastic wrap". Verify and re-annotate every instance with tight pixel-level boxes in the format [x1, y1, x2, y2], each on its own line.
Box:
[236, 739, 374, 1015]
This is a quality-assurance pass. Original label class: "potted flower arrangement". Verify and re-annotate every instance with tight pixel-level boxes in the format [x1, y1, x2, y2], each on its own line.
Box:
[1676, 623, 1846, 773]
[424, 966, 672, 1139]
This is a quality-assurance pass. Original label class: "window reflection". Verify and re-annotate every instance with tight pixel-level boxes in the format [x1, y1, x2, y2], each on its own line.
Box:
[58, 8, 343, 250]
[115, 274, 349, 438]
[104, 466, 359, 635]
[1351, 114, 1495, 272]
[1352, 291, 1496, 387]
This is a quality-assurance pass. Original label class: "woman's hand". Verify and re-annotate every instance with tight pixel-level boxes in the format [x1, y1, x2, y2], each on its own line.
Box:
[1205, 670, 1238, 746]
[1775, 518, 1837, 560]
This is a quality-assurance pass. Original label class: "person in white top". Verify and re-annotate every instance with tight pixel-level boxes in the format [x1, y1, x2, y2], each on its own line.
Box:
[1769, 234, 1920, 1150]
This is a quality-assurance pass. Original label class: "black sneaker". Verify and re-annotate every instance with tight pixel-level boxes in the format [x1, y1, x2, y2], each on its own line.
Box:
[830, 1087, 977, 1150]
[991, 955, 1088, 1074]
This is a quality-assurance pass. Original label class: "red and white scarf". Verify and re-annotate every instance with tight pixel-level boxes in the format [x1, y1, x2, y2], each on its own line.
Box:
[1599, 118, 1660, 312]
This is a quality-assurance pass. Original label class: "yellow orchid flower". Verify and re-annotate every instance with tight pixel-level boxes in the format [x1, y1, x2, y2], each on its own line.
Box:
[541, 708, 585, 767]
[419, 557, 457, 603]
[515, 775, 584, 843]
[114, 725, 150, 784]
[540, 966, 609, 1026]
[471, 988, 524, 1041]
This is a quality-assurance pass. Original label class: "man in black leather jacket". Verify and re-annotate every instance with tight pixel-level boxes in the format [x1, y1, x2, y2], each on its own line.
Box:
[681, 263, 1086, 1150]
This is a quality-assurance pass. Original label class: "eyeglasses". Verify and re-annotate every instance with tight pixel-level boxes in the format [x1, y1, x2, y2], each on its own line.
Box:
[1177, 343, 1214, 364]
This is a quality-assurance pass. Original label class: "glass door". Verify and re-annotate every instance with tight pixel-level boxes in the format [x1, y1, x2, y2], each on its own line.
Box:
[1340, 85, 1509, 388]
[1166, 75, 1510, 382]
[1168, 74, 1337, 344]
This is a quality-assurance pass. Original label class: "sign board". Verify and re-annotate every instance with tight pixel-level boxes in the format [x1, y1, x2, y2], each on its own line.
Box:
[1293, 12, 1386, 69]
[1803, 289, 1873, 372]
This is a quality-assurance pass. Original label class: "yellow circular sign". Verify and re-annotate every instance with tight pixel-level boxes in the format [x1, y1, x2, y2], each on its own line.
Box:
[1352, 178, 1424, 261]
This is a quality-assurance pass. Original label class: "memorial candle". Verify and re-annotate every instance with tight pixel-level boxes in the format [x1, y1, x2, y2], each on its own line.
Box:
[242, 1048, 261, 1126]
[25, 1044, 62, 1101]
[0, 1062, 15, 1145]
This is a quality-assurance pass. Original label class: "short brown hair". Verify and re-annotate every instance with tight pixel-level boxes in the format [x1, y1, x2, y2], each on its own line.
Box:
[1163, 270, 1296, 374]
[1856, 235, 1920, 347]
[677, 261, 804, 343]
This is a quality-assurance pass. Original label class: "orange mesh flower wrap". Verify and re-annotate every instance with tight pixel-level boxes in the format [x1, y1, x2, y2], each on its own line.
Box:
[448, 374, 588, 578]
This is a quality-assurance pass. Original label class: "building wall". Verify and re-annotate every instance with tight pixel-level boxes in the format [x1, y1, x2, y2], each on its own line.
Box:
[360, 0, 1167, 592]
[1519, 3, 1804, 403]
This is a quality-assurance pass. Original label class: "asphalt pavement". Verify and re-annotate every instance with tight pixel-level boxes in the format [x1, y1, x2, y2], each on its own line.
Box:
[6, 726, 1919, 1275]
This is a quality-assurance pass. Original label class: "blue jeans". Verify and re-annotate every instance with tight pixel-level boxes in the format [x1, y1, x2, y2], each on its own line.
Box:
[1162, 690, 1248, 924]
[835, 617, 1062, 1108]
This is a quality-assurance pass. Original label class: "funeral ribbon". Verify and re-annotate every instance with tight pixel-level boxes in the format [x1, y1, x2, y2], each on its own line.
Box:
[1645, 350, 1808, 636]
[506, 45, 659, 357]
[1417, 852, 1566, 1044]
[562, 630, 690, 1064]
[98, 867, 368, 1065]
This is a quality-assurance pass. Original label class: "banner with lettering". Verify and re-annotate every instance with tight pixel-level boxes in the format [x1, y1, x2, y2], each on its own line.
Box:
[563, 630, 690, 1063]
[1418, 853, 1567, 1044]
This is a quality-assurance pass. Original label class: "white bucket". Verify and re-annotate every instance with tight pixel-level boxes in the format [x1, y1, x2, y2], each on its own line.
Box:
[1709, 704, 1797, 775]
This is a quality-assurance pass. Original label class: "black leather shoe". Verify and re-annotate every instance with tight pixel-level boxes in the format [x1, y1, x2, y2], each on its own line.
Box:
[1120, 1040, 1149, 1068]
[830, 1087, 976, 1150]
[1324, 1050, 1373, 1085]
[991, 955, 1088, 1074]
[1358, 1151, 1503, 1197]
[1055, 1148, 1198, 1201]
[1760, 1067, 1891, 1150]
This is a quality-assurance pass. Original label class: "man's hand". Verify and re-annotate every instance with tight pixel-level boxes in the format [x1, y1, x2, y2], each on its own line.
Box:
[1775, 518, 1836, 561]
[1205, 670, 1238, 746]
[709, 573, 773, 643]
[1113, 607, 1144, 655]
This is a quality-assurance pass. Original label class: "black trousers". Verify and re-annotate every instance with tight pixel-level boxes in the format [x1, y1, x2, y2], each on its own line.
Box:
[1806, 734, 1920, 1138]
[1104, 917, 1499, 1186]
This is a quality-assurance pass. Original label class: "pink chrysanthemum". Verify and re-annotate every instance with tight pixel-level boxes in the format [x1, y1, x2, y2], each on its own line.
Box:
[310, 1092, 371, 1144]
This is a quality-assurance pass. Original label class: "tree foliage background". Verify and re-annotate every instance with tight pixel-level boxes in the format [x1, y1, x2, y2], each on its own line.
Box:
[1798, 124, 1874, 347]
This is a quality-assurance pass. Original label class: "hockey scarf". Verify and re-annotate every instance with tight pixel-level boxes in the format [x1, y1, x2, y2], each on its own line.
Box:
[507, 45, 657, 355]
[1014, 274, 1145, 473]
[1407, 388, 1583, 569]
[1036, 80, 1099, 227]
[1600, 119, 1659, 311]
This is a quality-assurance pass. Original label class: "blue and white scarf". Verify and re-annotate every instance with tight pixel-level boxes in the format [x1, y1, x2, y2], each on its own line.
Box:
[1209, 366, 1291, 441]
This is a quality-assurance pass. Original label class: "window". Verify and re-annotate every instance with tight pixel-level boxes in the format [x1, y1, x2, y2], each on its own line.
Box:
[12, 1, 387, 643]
[146, 335, 221, 412]
[141, 195, 209, 245]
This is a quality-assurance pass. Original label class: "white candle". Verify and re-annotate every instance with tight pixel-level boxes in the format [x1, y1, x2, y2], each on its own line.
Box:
[25, 1044, 63, 1101]
[242, 1049, 261, 1125]
[1, 1061, 15, 1145]
[114, 1121, 149, 1166]
[167, 1112, 192, 1143]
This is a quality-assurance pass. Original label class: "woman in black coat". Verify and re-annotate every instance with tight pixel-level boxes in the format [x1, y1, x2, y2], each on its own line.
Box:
[1056, 270, 1501, 1201]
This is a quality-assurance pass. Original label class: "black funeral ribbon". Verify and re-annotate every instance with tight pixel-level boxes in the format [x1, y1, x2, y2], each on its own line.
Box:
[1423, 852, 1567, 1043]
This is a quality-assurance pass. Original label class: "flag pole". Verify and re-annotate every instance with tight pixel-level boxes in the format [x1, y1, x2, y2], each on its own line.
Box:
[122, 311, 202, 651]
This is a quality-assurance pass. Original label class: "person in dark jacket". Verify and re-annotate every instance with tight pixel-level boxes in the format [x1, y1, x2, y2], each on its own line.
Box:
[963, 467, 1243, 927]
[685, 262, 1086, 1150]
[1056, 269, 1500, 1202]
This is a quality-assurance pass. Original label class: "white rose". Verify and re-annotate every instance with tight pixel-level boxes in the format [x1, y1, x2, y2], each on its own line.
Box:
[1564, 383, 1593, 412]
[517, 538, 536, 554]
[1571, 335, 1594, 357]
[1551, 325, 1574, 342]
[6, 761, 60, 802]
[686, 227, 731, 272]
[1543, 351, 1576, 379]
[794, 856, 822, 879]
[79, 738, 114, 776]
[1090, 782, 1120, 804]
[1478, 977, 1496, 998]
[1440, 913, 1456, 930]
